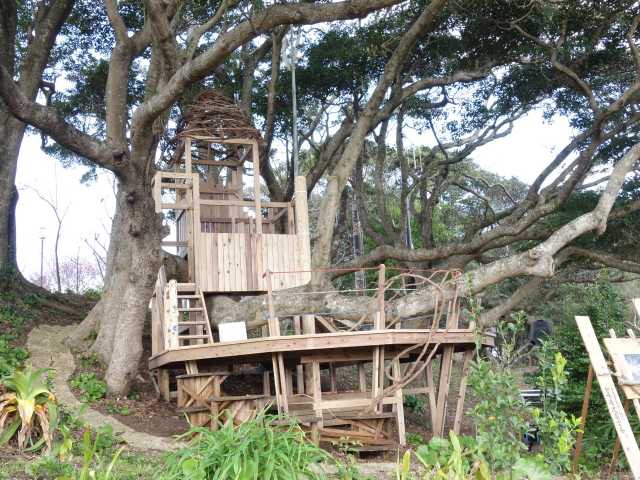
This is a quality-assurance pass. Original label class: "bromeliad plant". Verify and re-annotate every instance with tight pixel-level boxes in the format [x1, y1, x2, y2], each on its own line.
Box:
[0, 366, 57, 452]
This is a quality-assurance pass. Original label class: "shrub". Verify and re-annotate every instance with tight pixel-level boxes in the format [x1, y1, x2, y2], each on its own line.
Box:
[0, 335, 28, 378]
[159, 411, 330, 480]
[0, 367, 57, 452]
[70, 373, 106, 403]
[546, 281, 630, 468]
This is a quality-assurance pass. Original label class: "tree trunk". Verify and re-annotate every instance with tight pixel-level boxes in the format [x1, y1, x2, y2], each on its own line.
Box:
[69, 172, 164, 395]
[0, 111, 26, 279]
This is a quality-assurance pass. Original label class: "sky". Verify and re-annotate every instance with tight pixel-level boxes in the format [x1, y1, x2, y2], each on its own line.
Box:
[14, 109, 574, 281]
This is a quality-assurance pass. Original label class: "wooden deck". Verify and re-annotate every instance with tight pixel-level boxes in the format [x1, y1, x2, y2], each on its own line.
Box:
[148, 329, 494, 369]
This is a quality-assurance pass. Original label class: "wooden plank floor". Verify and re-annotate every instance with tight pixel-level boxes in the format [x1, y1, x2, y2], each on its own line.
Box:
[149, 329, 494, 369]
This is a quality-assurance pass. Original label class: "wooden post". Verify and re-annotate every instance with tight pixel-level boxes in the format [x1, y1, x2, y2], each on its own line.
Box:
[392, 356, 406, 445]
[426, 361, 438, 430]
[252, 141, 262, 235]
[433, 296, 460, 436]
[311, 360, 322, 444]
[164, 280, 179, 349]
[266, 270, 287, 413]
[303, 314, 316, 394]
[575, 316, 640, 478]
[372, 264, 386, 412]
[293, 316, 305, 394]
[157, 369, 170, 402]
[294, 176, 311, 282]
[572, 365, 594, 473]
[191, 173, 200, 284]
[453, 349, 474, 434]
[184, 137, 192, 173]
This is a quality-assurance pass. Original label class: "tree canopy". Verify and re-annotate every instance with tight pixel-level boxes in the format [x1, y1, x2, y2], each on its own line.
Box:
[0, 0, 638, 394]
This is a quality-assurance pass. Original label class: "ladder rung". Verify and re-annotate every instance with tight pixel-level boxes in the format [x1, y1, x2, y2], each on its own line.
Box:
[178, 321, 208, 326]
[176, 283, 196, 292]
[179, 335, 210, 339]
[178, 295, 200, 299]
[178, 307, 203, 312]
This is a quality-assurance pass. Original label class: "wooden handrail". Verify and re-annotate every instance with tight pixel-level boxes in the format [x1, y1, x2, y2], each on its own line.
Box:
[199, 198, 291, 208]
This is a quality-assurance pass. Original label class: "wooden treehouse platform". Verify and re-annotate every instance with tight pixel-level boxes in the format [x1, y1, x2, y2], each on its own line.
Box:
[148, 90, 493, 449]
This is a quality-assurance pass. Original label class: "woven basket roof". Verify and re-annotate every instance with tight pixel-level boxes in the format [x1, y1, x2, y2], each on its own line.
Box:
[178, 90, 262, 142]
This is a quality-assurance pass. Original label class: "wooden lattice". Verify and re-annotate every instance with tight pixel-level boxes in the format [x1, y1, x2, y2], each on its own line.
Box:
[178, 90, 262, 142]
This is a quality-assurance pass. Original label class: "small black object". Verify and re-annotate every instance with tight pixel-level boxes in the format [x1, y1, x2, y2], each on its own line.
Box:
[530, 319, 552, 346]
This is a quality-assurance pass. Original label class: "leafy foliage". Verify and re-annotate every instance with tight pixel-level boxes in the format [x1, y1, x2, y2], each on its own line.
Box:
[541, 280, 631, 469]
[0, 335, 28, 379]
[70, 373, 106, 403]
[159, 411, 330, 480]
[0, 367, 57, 452]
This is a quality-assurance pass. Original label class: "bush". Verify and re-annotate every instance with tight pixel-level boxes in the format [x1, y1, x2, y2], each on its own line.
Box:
[547, 281, 630, 468]
[159, 411, 330, 480]
[0, 367, 57, 452]
[0, 334, 28, 378]
[70, 373, 107, 403]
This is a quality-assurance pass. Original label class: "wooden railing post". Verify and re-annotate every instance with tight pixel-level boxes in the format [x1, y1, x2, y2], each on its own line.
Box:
[190, 173, 200, 283]
[294, 176, 311, 283]
[372, 264, 386, 412]
[164, 280, 179, 350]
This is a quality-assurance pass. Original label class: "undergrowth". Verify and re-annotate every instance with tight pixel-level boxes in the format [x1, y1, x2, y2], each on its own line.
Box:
[159, 411, 331, 480]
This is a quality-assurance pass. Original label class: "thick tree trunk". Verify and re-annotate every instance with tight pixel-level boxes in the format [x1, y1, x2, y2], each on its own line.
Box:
[69, 173, 164, 395]
[0, 111, 27, 278]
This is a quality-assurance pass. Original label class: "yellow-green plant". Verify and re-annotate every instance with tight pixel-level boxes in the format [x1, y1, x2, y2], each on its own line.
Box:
[0, 367, 56, 452]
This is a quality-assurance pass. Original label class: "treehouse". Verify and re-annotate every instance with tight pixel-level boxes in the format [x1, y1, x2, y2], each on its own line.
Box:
[148, 91, 494, 450]
[153, 90, 311, 294]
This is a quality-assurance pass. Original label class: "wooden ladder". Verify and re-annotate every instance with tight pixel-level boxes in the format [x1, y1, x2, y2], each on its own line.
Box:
[174, 283, 214, 347]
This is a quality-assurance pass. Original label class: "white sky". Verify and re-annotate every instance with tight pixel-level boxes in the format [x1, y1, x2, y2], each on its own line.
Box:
[14, 109, 574, 280]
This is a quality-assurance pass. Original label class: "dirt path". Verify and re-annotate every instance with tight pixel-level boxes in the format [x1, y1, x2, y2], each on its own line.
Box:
[26, 324, 177, 452]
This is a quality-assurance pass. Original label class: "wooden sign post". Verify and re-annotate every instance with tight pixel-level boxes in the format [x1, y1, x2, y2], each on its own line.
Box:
[574, 315, 640, 479]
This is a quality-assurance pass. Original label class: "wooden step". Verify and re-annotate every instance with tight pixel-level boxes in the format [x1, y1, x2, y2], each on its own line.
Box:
[177, 321, 208, 326]
[178, 335, 210, 340]
[177, 295, 200, 299]
[178, 307, 203, 312]
[176, 283, 196, 292]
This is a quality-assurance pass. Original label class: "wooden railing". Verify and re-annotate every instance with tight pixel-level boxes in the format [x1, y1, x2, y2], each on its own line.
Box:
[149, 265, 215, 355]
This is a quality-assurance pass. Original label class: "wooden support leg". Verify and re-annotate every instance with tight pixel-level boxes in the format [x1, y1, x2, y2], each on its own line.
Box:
[158, 369, 170, 402]
[329, 363, 337, 393]
[372, 347, 381, 413]
[293, 316, 305, 394]
[434, 347, 454, 437]
[358, 363, 367, 392]
[572, 365, 594, 474]
[211, 376, 221, 431]
[271, 354, 283, 415]
[263, 370, 271, 397]
[311, 361, 322, 444]
[302, 314, 315, 394]
[392, 357, 406, 446]
[426, 361, 438, 430]
[453, 349, 474, 434]
[277, 353, 289, 413]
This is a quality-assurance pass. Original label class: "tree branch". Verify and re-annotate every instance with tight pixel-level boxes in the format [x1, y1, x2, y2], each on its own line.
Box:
[0, 65, 119, 171]
[134, 0, 404, 130]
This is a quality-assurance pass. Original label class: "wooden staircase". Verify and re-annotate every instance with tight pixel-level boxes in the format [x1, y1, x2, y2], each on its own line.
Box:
[171, 282, 215, 347]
